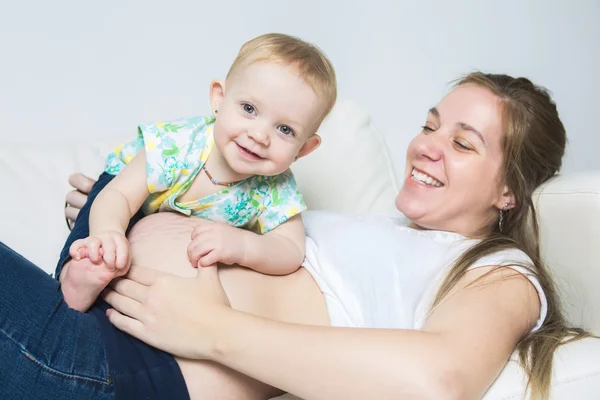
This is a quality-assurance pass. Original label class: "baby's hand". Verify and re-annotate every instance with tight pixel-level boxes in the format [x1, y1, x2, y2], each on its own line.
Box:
[69, 230, 130, 271]
[187, 220, 246, 268]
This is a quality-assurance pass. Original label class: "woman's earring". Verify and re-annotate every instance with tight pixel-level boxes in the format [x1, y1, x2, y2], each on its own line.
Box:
[498, 202, 510, 232]
[214, 109, 218, 114]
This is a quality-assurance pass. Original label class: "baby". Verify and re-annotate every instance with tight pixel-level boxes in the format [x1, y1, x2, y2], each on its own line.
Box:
[61, 33, 337, 311]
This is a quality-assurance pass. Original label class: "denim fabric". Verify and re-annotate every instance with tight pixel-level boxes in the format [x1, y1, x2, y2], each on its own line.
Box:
[0, 242, 115, 400]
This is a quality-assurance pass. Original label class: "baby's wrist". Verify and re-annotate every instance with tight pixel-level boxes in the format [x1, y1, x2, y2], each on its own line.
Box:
[236, 230, 255, 267]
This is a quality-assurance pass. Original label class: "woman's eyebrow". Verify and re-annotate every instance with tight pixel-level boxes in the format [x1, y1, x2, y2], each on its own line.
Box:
[428, 107, 440, 119]
[429, 107, 486, 146]
[458, 122, 486, 146]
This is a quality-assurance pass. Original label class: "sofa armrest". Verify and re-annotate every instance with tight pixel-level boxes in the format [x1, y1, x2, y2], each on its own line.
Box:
[534, 171, 600, 333]
[483, 337, 600, 399]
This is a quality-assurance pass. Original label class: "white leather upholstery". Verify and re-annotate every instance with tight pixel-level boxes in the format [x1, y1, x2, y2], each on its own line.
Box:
[534, 172, 600, 333]
[1, 100, 598, 398]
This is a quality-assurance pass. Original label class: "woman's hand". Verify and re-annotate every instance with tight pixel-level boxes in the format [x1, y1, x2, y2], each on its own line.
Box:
[65, 173, 96, 228]
[102, 264, 232, 360]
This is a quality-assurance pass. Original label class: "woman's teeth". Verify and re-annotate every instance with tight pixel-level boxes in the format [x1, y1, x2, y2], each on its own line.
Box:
[411, 168, 443, 187]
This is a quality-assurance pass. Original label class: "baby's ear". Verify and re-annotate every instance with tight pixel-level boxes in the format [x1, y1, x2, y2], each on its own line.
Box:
[296, 134, 321, 160]
[209, 80, 225, 114]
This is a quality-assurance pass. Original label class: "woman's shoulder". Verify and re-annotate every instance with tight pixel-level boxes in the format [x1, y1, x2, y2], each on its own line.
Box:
[466, 247, 534, 271]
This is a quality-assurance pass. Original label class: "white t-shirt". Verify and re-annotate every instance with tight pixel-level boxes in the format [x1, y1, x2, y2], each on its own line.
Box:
[301, 211, 547, 332]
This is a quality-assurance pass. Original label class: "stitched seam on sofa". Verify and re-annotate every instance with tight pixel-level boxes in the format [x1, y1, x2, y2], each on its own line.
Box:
[552, 369, 600, 386]
[540, 191, 600, 195]
[499, 370, 600, 400]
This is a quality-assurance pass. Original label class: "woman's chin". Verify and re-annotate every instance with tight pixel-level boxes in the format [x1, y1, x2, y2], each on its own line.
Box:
[395, 192, 424, 219]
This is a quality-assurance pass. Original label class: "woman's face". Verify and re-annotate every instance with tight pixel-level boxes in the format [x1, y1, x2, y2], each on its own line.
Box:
[395, 83, 514, 237]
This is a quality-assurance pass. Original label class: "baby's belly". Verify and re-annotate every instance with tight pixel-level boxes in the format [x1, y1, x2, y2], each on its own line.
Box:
[127, 212, 329, 397]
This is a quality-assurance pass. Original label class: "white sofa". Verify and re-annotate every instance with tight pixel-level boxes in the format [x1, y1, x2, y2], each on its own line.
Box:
[1, 100, 599, 399]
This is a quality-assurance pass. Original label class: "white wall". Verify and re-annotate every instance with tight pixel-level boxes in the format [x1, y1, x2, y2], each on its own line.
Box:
[1, 0, 598, 175]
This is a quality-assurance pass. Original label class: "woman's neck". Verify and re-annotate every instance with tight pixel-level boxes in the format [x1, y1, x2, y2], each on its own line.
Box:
[407, 220, 488, 240]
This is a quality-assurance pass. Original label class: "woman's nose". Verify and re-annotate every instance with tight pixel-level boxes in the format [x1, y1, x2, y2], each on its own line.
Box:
[416, 134, 443, 162]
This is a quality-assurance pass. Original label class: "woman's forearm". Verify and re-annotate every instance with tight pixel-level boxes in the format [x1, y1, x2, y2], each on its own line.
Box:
[211, 312, 460, 400]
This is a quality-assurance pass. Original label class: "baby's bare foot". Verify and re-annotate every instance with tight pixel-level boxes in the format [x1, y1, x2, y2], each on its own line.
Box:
[60, 257, 125, 312]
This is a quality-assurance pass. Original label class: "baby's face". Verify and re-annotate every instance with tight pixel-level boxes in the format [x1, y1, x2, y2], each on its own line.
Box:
[212, 61, 324, 177]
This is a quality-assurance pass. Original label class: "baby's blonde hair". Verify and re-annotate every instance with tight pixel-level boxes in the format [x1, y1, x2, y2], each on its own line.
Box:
[227, 33, 337, 120]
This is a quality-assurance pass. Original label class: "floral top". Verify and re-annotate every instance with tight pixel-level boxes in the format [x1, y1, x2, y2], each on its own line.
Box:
[104, 115, 306, 234]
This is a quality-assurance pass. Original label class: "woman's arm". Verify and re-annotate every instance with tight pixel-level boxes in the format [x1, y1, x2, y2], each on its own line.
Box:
[104, 264, 539, 400]
[212, 267, 538, 400]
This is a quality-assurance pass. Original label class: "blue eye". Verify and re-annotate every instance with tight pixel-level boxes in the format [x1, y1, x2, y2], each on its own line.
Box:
[242, 103, 256, 115]
[278, 125, 294, 136]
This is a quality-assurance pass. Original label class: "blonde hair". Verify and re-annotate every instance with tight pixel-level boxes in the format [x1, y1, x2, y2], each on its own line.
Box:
[431, 72, 595, 399]
[226, 33, 337, 120]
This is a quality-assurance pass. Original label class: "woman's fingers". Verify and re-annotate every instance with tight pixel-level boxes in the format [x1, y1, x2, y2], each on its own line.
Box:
[106, 265, 231, 358]
[65, 189, 88, 209]
[64, 205, 80, 224]
[109, 276, 149, 303]
[105, 308, 145, 339]
[103, 288, 144, 319]
[68, 173, 95, 195]
[126, 265, 162, 286]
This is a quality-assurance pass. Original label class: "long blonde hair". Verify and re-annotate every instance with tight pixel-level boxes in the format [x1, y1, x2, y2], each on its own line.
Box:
[431, 72, 593, 399]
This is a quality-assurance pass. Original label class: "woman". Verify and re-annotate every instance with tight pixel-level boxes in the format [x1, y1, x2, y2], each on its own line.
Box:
[2, 72, 588, 399]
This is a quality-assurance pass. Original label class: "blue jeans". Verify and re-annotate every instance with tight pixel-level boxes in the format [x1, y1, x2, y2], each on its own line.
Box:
[0, 242, 115, 400]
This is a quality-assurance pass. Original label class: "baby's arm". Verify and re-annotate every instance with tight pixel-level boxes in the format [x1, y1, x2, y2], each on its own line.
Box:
[240, 215, 306, 275]
[62, 149, 150, 311]
[188, 216, 305, 276]
[71, 149, 150, 266]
